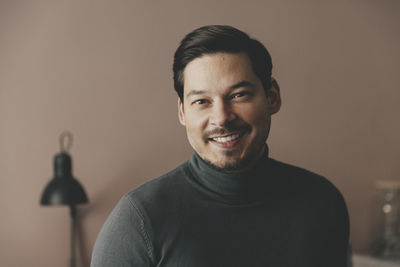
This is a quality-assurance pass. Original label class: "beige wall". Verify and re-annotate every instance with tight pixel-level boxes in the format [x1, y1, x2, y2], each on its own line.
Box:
[1, 0, 399, 266]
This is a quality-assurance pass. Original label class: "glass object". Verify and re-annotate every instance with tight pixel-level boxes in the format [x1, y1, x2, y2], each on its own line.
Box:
[371, 180, 400, 261]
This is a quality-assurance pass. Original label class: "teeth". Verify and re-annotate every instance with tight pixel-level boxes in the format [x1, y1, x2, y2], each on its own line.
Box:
[212, 133, 240, 143]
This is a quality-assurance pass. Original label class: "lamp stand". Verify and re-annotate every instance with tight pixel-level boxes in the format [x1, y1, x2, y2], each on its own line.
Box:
[70, 205, 77, 267]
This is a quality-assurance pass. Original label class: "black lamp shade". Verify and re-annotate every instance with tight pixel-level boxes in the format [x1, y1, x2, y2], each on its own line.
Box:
[41, 152, 88, 206]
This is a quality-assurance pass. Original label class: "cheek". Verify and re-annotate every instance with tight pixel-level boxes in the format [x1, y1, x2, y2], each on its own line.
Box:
[241, 105, 269, 126]
[185, 113, 207, 137]
[184, 116, 209, 153]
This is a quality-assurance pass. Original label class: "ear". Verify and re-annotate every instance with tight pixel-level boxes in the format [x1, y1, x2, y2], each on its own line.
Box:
[266, 77, 281, 115]
[178, 98, 186, 126]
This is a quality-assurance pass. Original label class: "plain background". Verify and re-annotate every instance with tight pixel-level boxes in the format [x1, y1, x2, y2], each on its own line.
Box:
[1, 0, 399, 266]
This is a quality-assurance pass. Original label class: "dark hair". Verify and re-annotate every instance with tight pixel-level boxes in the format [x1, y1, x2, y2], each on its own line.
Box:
[173, 25, 273, 100]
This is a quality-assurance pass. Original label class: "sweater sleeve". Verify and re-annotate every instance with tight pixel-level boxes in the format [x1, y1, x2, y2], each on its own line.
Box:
[90, 195, 154, 267]
[327, 185, 350, 267]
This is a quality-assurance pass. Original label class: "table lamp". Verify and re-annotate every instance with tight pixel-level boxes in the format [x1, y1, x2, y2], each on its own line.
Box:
[40, 131, 88, 267]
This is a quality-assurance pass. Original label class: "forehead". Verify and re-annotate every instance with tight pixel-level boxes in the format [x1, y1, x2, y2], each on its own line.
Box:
[183, 52, 259, 95]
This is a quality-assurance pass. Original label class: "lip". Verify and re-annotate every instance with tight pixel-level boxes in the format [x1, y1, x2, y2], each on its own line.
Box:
[208, 132, 245, 149]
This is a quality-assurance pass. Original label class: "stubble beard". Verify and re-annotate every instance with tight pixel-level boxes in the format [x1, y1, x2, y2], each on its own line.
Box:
[196, 119, 269, 172]
[200, 122, 251, 172]
[203, 142, 266, 173]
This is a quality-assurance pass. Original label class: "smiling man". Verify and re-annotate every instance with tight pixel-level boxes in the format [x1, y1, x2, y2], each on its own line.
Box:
[91, 25, 350, 267]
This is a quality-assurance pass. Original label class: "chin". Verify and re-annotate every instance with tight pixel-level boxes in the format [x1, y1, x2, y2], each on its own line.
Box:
[204, 154, 250, 172]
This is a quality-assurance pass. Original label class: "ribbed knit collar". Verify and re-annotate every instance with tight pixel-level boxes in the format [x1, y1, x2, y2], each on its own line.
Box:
[186, 147, 273, 204]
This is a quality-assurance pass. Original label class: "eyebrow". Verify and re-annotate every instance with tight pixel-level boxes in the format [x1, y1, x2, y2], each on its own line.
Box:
[186, 90, 207, 98]
[229, 80, 254, 91]
[185, 80, 254, 98]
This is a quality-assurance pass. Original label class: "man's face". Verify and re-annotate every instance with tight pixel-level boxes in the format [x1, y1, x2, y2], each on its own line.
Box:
[178, 52, 281, 171]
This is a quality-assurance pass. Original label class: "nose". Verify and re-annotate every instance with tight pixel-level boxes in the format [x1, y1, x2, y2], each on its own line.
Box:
[210, 100, 236, 127]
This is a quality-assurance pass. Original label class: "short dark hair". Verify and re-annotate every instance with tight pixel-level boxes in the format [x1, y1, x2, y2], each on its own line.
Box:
[173, 25, 273, 100]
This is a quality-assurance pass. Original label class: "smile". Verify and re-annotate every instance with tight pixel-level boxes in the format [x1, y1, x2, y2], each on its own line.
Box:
[207, 132, 246, 149]
[211, 133, 241, 143]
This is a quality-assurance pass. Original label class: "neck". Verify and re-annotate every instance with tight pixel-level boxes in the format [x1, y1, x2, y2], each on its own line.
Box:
[187, 146, 272, 204]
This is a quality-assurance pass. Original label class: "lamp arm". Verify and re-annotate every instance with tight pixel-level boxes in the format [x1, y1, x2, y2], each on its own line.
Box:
[70, 205, 77, 267]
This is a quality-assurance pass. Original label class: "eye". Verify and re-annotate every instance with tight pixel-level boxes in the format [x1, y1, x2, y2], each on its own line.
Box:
[231, 92, 248, 99]
[192, 99, 208, 105]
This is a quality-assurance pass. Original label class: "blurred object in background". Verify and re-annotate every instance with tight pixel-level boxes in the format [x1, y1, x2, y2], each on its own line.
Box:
[371, 180, 400, 261]
[40, 131, 89, 267]
[353, 254, 400, 267]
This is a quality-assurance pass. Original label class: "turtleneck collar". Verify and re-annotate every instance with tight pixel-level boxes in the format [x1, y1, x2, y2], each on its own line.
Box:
[186, 146, 274, 204]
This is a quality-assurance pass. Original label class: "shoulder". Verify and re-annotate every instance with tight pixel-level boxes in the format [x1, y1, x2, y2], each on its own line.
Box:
[270, 157, 349, 217]
[268, 158, 348, 216]
[269, 158, 341, 195]
[91, 189, 156, 266]
[268, 159, 350, 263]
[125, 161, 190, 204]
[91, 162, 191, 266]
[121, 160, 194, 223]
[269, 158, 326, 181]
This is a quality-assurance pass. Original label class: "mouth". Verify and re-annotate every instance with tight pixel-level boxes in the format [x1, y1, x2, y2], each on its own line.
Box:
[210, 133, 240, 142]
[208, 132, 245, 148]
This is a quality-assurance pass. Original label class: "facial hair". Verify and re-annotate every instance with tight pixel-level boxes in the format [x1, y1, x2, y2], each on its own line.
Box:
[201, 121, 263, 172]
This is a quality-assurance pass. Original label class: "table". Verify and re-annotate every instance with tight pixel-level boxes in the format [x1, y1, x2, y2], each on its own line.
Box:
[353, 254, 400, 267]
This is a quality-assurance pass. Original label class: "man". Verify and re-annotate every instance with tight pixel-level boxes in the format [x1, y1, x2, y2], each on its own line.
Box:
[91, 25, 349, 267]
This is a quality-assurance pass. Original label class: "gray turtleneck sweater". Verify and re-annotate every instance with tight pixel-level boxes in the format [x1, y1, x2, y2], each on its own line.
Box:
[91, 153, 349, 267]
